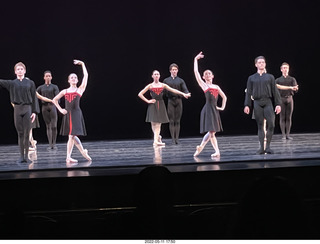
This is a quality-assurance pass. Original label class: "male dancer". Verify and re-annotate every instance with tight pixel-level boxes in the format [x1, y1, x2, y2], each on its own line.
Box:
[244, 56, 281, 154]
[275, 62, 298, 140]
[37, 71, 60, 150]
[0, 62, 39, 163]
[163, 63, 189, 144]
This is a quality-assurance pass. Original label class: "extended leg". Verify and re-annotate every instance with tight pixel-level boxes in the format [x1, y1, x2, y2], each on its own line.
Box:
[194, 132, 211, 156]
[74, 136, 92, 161]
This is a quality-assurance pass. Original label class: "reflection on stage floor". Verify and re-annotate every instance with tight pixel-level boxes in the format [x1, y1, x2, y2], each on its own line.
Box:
[0, 133, 319, 179]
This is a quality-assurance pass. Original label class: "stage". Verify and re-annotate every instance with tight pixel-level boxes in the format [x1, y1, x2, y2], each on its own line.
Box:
[0, 133, 320, 239]
[0, 133, 319, 179]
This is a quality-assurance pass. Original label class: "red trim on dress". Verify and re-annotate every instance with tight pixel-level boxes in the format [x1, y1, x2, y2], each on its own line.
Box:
[65, 92, 81, 135]
[150, 87, 163, 95]
[204, 88, 219, 99]
[69, 114, 72, 135]
[65, 92, 81, 103]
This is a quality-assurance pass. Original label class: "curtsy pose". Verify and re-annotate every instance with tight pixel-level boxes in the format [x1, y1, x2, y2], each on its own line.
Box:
[275, 62, 299, 140]
[52, 60, 91, 163]
[37, 71, 60, 150]
[138, 70, 191, 147]
[0, 62, 39, 163]
[193, 52, 227, 157]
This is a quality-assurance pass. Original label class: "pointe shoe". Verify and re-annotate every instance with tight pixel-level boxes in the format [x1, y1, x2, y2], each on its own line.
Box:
[193, 145, 204, 157]
[153, 142, 165, 147]
[66, 158, 78, 163]
[211, 152, 220, 158]
[158, 135, 163, 143]
[31, 140, 37, 149]
[82, 149, 92, 161]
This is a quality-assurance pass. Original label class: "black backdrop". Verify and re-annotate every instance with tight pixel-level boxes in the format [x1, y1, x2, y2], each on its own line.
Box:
[0, 0, 319, 144]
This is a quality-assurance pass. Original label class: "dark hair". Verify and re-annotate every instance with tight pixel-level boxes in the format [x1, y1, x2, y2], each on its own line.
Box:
[169, 63, 179, 71]
[254, 56, 266, 64]
[43, 70, 52, 76]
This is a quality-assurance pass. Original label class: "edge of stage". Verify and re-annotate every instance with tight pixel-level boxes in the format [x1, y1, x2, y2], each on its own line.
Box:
[0, 133, 320, 239]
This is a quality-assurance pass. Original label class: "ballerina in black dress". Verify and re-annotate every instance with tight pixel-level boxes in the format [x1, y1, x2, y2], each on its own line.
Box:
[193, 52, 227, 157]
[52, 60, 91, 164]
[138, 70, 191, 146]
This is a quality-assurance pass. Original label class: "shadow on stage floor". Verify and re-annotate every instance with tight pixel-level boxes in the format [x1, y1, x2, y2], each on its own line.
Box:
[0, 133, 320, 239]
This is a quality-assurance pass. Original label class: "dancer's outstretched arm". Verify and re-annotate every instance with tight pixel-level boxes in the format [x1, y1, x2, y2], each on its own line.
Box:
[74, 60, 88, 94]
[36, 92, 52, 103]
[163, 84, 191, 99]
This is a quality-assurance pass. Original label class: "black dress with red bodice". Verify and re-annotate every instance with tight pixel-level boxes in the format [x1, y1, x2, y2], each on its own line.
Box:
[60, 91, 87, 136]
[200, 88, 223, 134]
[145, 87, 169, 123]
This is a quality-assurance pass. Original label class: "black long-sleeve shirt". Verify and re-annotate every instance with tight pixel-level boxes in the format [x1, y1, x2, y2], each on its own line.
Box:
[244, 72, 281, 108]
[275, 75, 298, 97]
[0, 78, 39, 113]
[163, 76, 189, 99]
[37, 83, 59, 104]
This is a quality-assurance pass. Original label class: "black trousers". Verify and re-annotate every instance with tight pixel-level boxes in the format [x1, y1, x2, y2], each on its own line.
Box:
[42, 103, 58, 147]
[14, 104, 32, 160]
[253, 98, 275, 149]
[167, 98, 183, 142]
[280, 96, 294, 136]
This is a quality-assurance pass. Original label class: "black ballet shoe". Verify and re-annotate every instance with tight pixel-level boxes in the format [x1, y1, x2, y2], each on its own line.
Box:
[256, 148, 265, 155]
[265, 147, 274, 154]
[17, 157, 25, 163]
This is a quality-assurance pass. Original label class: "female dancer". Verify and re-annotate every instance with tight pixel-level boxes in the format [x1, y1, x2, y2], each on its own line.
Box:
[37, 71, 60, 150]
[138, 70, 191, 146]
[193, 52, 227, 157]
[52, 60, 91, 163]
[0, 62, 39, 163]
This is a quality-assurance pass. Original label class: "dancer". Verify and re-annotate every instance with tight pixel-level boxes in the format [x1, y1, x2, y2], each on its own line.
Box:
[244, 56, 281, 154]
[193, 52, 227, 157]
[163, 63, 189, 144]
[52, 60, 91, 163]
[28, 116, 40, 151]
[37, 71, 60, 150]
[275, 62, 299, 140]
[0, 62, 39, 163]
[138, 70, 191, 146]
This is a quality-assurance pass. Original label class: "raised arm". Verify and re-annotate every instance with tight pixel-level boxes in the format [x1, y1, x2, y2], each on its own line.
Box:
[194, 52, 207, 90]
[74, 60, 88, 94]
[163, 84, 191, 99]
[138, 84, 156, 104]
[52, 89, 67, 114]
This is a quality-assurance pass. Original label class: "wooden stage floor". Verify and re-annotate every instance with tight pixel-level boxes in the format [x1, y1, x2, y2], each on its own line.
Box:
[0, 133, 319, 180]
